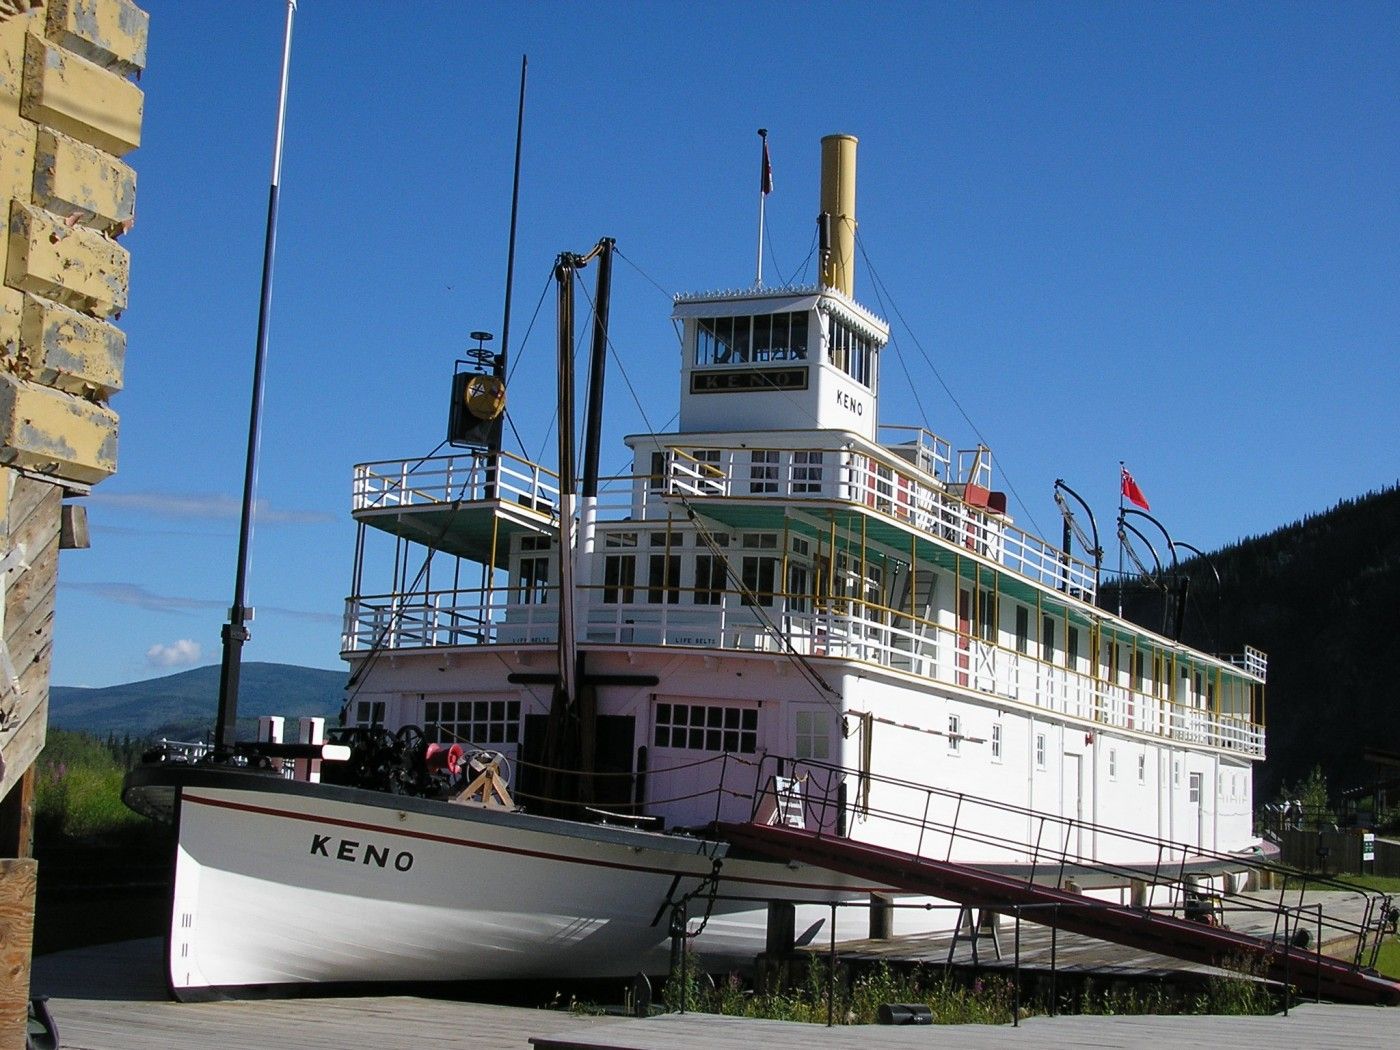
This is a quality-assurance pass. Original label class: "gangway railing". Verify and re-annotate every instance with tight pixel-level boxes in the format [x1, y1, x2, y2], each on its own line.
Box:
[718, 754, 1399, 1005]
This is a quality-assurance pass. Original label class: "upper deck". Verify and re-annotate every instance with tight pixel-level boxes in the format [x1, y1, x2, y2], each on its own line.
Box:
[344, 437, 1267, 758]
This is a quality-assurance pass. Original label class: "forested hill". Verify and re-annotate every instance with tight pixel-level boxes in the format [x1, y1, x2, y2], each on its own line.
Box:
[1107, 483, 1400, 800]
[51, 662, 345, 740]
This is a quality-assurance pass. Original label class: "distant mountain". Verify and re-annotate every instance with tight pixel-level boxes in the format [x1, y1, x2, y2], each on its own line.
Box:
[1107, 483, 1400, 801]
[50, 662, 346, 740]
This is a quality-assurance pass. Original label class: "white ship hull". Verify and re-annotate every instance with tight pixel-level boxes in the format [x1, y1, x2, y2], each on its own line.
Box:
[131, 766, 882, 999]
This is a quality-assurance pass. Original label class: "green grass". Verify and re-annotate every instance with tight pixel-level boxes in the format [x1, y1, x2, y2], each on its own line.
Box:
[1372, 940, 1400, 979]
[1336, 874, 1400, 894]
[652, 957, 1275, 1024]
[35, 729, 153, 843]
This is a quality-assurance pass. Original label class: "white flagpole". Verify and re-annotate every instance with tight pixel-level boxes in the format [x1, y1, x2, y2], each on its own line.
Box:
[215, 0, 298, 751]
[1117, 461, 1126, 616]
[755, 128, 768, 286]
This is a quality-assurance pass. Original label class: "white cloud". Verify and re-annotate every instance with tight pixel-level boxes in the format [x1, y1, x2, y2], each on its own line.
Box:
[146, 639, 203, 668]
[90, 491, 332, 525]
[62, 580, 340, 625]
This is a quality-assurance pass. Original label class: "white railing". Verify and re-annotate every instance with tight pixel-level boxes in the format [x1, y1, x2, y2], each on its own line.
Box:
[1225, 645, 1269, 683]
[342, 588, 1264, 756]
[353, 450, 560, 515]
[663, 443, 1098, 600]
[877, 424, 953, 480]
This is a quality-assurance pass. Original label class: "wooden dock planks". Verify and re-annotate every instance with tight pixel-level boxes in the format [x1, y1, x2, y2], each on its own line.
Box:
[30, 939, 1399, 1050]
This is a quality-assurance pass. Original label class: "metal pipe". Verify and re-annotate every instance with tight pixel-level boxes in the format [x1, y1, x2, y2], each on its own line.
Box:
[1052, 479, 1102, 600]
[1117, 516, 1163, 578]
[1121, 508, 1178, 569]
[580, 238, 615, 498]
[819, 134, 858, 295]
[215, 0, 297, 753]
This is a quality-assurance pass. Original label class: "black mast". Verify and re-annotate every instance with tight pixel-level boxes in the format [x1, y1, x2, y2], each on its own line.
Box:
[497, 55, 527, 432]
[580, 238, 614, 497]
[214, 0, 297, 753]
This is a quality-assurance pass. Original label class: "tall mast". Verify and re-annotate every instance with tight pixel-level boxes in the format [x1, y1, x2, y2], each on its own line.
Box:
[214, 0, 297, 753]
[497, 55, 527, 414]
[553, 256, 579, 707]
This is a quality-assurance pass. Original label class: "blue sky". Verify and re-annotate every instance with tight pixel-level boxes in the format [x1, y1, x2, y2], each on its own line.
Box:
[53, 1, 1398, 687]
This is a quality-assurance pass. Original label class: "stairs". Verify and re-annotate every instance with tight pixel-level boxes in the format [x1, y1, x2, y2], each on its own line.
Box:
[718, 821, 1400, 1006]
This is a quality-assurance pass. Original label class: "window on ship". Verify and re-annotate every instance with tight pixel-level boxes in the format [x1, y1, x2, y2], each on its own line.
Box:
[827, 316, 875, 387]
[424, 697, 521, 746]
[647, 534, 681, 605]
[517, 535, 551, 604]
[603, 532, 637, 603]
[695, 312, 809, 366]
[353, 700, 386, 728]
[694, 552, 726, 605]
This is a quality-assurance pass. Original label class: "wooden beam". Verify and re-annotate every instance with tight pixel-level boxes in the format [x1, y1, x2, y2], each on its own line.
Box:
[0, 766, 35, 858]
[0, 858, 36, 1050]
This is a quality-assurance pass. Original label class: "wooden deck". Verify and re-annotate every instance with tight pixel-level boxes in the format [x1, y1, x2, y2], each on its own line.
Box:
[31, 940, 614, 1050]
[534, 1005, 1398, 1049]
[32, 939, 1396, 1049]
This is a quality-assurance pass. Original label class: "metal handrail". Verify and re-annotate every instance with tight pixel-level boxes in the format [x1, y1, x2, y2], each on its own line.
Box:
[741, 752, 1393, 962]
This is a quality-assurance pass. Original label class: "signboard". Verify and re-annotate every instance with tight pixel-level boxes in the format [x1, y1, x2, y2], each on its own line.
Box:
[690, 367, 808, 394]
[1364, 833, 1376, 862]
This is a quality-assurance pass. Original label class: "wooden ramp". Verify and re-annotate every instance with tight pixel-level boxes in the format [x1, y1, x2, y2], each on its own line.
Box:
[717, 821, 1400, 1007]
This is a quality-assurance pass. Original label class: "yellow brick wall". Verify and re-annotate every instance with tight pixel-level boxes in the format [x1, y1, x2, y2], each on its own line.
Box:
[0, 0, 144, 490]
[0, 0, 144, 805]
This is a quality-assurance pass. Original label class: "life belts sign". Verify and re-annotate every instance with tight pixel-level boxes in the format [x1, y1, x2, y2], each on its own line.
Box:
[463, 374, 507, 421]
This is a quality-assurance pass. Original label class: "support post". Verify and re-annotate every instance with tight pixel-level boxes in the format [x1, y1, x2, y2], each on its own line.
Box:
[869, 892, 893, 940]
[0, 858, 37, 1049]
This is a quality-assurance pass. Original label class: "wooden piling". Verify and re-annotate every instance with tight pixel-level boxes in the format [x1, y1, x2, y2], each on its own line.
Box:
[0, 858, 37, 1050]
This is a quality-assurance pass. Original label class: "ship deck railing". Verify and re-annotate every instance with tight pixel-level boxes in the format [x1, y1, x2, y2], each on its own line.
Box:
[660, 439, 1098, 601]
[353, 449, 561, 514]
[341, 586, 1263, 755]
[350, 439, 1097, 603]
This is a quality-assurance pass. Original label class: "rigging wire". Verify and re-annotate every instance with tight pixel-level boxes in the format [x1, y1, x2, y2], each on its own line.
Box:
[774, 227, 818, 289]
[1117, 526, 1166, 591]
[855, 233, 1048, 539]
[1054, 490, 1098, 560]
[498, 266, 558, 458]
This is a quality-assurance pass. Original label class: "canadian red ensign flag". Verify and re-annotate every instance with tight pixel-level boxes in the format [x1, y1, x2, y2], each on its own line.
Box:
[1121, 467, 1150, 510]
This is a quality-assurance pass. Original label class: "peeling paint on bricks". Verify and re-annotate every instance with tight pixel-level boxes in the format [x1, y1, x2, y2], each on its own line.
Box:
[6, 199, 129, 316]
[32, 126, 137, 232]
[0, 371, 117, 483]
[21, 32, 143, 157]
[46, 0, 149, 77]
[21, 293, 123, 398]
[0, 0, 143, 491]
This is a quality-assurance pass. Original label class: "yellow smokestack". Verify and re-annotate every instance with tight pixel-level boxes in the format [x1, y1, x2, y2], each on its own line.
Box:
[820, 134, 858, 296]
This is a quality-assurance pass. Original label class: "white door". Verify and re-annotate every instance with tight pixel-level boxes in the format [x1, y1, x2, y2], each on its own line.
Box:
[1062, 753, 1083, 861]
[792, 705, 840, 833]
[1188, 772, 1203, 851]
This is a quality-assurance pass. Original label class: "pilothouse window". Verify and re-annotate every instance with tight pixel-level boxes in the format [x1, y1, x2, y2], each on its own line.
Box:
[827, 317, 874, 387]
[695, 312, 809, 365]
